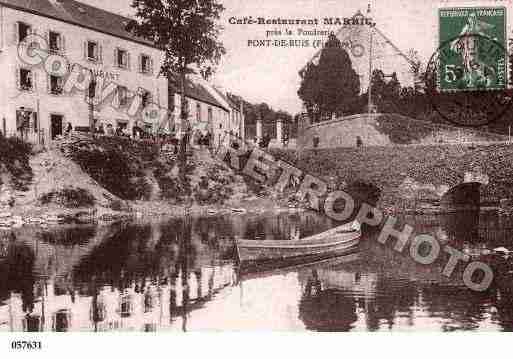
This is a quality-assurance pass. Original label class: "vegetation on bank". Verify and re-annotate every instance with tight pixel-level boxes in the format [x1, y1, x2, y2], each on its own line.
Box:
[61, 136, 160, 201]
[58, 135, 255, 208]
[371, 114, 507, 145]
[39, 187, 96, 208]
[0, 135, 33, 191]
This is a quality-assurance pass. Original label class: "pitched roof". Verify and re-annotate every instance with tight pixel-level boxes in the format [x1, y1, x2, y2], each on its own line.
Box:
[212, 87, 242, 112]
[0, 0, 155, 48]
[169, 75, 229, 112]
[226, 93, 244, 111]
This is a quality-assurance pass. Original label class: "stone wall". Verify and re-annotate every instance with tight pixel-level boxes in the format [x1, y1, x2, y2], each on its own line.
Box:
[271, 143, 513, 211]
[298, 113, 509, 149]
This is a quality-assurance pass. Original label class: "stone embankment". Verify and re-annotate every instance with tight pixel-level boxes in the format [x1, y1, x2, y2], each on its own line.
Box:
[271, 142, 513, 213]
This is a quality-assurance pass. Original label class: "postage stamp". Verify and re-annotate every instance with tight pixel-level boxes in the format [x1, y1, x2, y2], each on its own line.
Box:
[424, 32, 512, 127]
[438, 7, 507, 92]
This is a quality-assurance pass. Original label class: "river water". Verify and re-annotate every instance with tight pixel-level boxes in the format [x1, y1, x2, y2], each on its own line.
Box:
[1, 210, 513, 332]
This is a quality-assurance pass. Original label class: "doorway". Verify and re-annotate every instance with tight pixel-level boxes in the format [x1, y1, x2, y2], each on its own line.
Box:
[50, 114, 63, 140]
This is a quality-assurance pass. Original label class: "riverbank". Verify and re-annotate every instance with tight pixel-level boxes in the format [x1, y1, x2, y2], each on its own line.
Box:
[0, 135, 299, 229]
[0, 195, 303, 229]
[3, 135, 512, 231]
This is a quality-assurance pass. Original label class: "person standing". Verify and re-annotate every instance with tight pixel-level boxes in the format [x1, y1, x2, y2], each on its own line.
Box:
[65, 122, 73, 138]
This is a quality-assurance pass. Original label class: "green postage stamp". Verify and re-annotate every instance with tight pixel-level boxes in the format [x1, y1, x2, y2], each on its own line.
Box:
[438, 7, 507, 91]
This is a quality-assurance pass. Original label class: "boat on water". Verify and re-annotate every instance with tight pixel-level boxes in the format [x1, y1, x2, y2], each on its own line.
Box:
[236, 221, 361, 274]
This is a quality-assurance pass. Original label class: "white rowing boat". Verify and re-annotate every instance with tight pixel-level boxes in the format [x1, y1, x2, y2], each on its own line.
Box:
[236, 221, 361, 271]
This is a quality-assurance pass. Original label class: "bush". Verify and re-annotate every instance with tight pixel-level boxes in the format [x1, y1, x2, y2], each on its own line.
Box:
[63, 136, 158, 200]
[372, 114, 434, 144]
[109, 199, 130, 212]
[39, 187, 95, 208]
[0, 136, 33, 191]
[153, 157, 193, 202]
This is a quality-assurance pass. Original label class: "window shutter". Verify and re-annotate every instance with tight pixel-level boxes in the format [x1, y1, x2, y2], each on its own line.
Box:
[15, 67, 20, 90]
[138, 54, 142, 73]
[32, 71, 37, 91]
[33, 112, 38, 133]
[99, 44, 103, 63]
[47, 74, 51, 94]
[83, 41, 87, 60]
[150, 58, 154, 75]
[45, 30, 50, 45]
[61, 34, 66, 52]
[12, 22, 19, 45]
[114, 86, 120, 107]
[114, 48, 118, 66]
[127, 52, 131, 70]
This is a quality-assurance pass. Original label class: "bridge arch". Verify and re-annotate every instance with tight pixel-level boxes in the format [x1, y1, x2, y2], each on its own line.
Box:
[440, 182, 482, 210]
[345, 180, 382, 208]
[440, 171, 489, 210]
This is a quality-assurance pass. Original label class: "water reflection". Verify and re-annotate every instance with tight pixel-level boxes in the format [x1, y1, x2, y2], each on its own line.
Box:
[1, 211, 513, 331]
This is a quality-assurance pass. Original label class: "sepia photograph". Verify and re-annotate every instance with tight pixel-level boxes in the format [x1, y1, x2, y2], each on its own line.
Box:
[0, 0, 513, 355]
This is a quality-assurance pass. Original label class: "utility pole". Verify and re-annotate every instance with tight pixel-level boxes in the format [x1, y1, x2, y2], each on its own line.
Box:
[88, 69, 97, 138]
[367, 4, 373, 122]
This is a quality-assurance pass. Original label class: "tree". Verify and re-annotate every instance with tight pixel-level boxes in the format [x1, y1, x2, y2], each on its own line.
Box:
[127, 0, 226, 176]
[298, 62, 321, 122]
[298, 34, 360, 121]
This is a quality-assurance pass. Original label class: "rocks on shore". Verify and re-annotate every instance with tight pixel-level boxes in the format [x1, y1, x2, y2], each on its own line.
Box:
[0, 186, 15, 208]
[498, 198, 513, 216]
[0, 211, 89, 229]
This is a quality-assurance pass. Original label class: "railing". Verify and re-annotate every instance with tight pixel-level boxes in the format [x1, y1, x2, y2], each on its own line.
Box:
[1, 129, 46, 146]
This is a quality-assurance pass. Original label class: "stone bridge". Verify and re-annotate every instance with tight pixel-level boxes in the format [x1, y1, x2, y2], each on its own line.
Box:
[267, 113, 513, 211]
[271, 143, 513, 211]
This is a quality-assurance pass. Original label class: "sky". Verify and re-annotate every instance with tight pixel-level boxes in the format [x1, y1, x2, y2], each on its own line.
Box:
[82, 0, 513, 114]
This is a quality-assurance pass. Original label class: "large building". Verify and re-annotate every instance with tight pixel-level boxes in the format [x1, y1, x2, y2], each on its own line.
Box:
[0, 0, 168, 144]
[168, 75, 231, 148]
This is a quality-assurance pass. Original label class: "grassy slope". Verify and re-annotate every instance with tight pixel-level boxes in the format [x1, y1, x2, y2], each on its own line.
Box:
[0, 136, 33, 192]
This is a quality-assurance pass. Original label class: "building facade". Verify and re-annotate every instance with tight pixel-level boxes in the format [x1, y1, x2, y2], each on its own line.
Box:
[169, 75, 233, 149]
[0, 0, 168, 144]
[209, 86, 245, 140]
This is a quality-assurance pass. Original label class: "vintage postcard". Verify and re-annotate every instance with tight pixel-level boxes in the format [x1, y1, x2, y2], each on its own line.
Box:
[1, 0, 513, 354]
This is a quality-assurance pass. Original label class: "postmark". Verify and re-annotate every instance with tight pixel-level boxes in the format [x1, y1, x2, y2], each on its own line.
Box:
[423, 7, 513, 127]
[425, 33, 513, 127]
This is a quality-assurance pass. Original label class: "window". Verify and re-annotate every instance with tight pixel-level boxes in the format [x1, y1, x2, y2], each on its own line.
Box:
[118, 86, 128, 106]
[141, 91, 151, 108]
[120, 296, 133, 318]
[196, 103, 201, 122]
[49, 31, 63, 52]
[49, 75, 64, 95]
[116, 48, 129, 69]
[53, 310, 71, 332]
[19, 68, 33, 91]
[86, 40, 99, 61]
[88, 79, 96, 98]
[140, 54, 152, 74]
[208, 107, 213, 123]
[18, 22, 31, 42]
[116, 120, 128, 130]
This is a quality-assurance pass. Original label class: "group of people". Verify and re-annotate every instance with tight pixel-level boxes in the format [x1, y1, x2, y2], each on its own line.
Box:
[251, 133, 290, 149]
[94, 123, 149, 139]
[194, 130, 213, 148]
[254, 133, 272, 149]
[63, 120, 157, 141]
